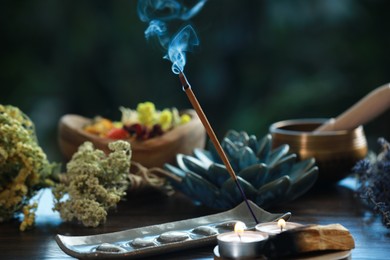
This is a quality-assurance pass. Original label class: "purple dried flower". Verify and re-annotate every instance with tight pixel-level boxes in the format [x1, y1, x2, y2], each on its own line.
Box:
[355, 137, 390, 228]
[352, 159, 371, 174]
[378, 161, 390, 172]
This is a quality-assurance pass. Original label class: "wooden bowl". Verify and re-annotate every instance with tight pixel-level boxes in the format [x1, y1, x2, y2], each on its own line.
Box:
[58, 109, 206, 168]
[270, 118, 368, 184]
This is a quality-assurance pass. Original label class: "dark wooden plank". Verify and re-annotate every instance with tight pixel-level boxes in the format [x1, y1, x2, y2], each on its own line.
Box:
[0, 181, 389, 259]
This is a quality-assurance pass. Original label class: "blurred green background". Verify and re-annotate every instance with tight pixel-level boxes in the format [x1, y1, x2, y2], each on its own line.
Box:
[1, 0, 389, 162]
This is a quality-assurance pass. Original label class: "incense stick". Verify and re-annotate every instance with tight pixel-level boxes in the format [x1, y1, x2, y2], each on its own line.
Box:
[179, 72, 259, 224]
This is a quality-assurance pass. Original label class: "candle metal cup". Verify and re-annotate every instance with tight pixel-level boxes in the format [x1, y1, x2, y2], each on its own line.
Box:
[255, 221, 303, 235]
[217, 231, 268, 259]
[269, 119, 367, 184]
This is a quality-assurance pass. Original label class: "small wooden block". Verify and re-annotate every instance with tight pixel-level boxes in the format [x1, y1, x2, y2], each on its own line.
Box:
[264, 223, 355, 258]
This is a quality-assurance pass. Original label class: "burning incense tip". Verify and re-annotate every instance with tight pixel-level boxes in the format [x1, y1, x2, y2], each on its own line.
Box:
[179, 72, 190, 90]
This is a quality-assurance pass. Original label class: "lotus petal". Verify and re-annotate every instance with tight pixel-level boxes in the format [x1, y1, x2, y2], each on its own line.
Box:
[286, 166, 318, 201]
[225, 130, 241, 143]
[237, 163, 268, 189]
[247, 135, 259, 154]
[288, 158, 316, 181]
[180, 154, 211, 182]
[266, 154, 297, 183]
[238, 131, 250, 144]
[182, 170, 220, 205]
[176, 154, 190, 172]
[222, 138, 240, 159]
[238, 147, 258, 169]
[257, 134, 272, 162]
[164, 164, 186, 179]
[266, 144, 289, 167]
[163, 164, 192, 193]
[207, 163, 230, 187]
[193, 148, 214, 167]
[255, 176, 291, 208]
[221, 138, 241, 170]
[220, 176, 258, 207]
[208, 137, 239, 167]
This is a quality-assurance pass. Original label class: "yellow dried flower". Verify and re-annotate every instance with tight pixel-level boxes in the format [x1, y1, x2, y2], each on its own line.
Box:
[0, 104, 59, 231]
[137, 101, 156, 127]
[19, 202, 37, 231]
[180, 114, 191, 124]
[86, 102, 192, 140]
[52, 140, 132, 227]
[159, 109, 173, 131]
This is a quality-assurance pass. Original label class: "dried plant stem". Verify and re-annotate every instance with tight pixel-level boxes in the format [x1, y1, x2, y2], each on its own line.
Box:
[179, 72, 259, 224]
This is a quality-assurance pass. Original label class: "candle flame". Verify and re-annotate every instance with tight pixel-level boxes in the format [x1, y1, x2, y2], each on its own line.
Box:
[234, 221, 247, 235]
[277, 219, 286, 232]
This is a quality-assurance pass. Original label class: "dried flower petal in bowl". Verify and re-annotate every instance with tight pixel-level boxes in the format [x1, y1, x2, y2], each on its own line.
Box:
[84, 102, 192, 141]
[58, 105, 206, 168]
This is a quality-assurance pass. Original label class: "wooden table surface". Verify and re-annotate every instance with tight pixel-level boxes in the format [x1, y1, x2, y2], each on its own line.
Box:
[0, 178, 389, 259]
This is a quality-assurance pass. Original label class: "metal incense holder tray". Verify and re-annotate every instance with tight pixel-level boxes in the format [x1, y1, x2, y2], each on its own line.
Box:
[55, 201, 290, 259]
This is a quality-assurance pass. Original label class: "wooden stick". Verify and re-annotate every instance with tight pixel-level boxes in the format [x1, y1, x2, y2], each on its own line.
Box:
[264, 224, 355, 258]
[315, 83, 390, 132]
[179, 72, 259, 224]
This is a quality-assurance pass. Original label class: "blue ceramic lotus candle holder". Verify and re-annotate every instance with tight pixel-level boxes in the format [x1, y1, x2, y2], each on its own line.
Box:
[164, 130, 319, 209]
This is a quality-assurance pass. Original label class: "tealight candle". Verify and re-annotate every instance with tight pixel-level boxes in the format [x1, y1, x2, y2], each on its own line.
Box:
[217, 221, 268, 259]
[255, 219, 303, 235]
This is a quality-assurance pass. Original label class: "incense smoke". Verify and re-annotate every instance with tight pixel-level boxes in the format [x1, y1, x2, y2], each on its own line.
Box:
[137, 0, 207, 74]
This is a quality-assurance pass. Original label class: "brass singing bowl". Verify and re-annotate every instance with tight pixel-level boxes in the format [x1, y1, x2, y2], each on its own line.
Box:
[269, 119, 368, 184]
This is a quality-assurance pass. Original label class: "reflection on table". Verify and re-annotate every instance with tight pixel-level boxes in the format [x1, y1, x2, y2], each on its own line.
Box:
[0, 178, 389, 260]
